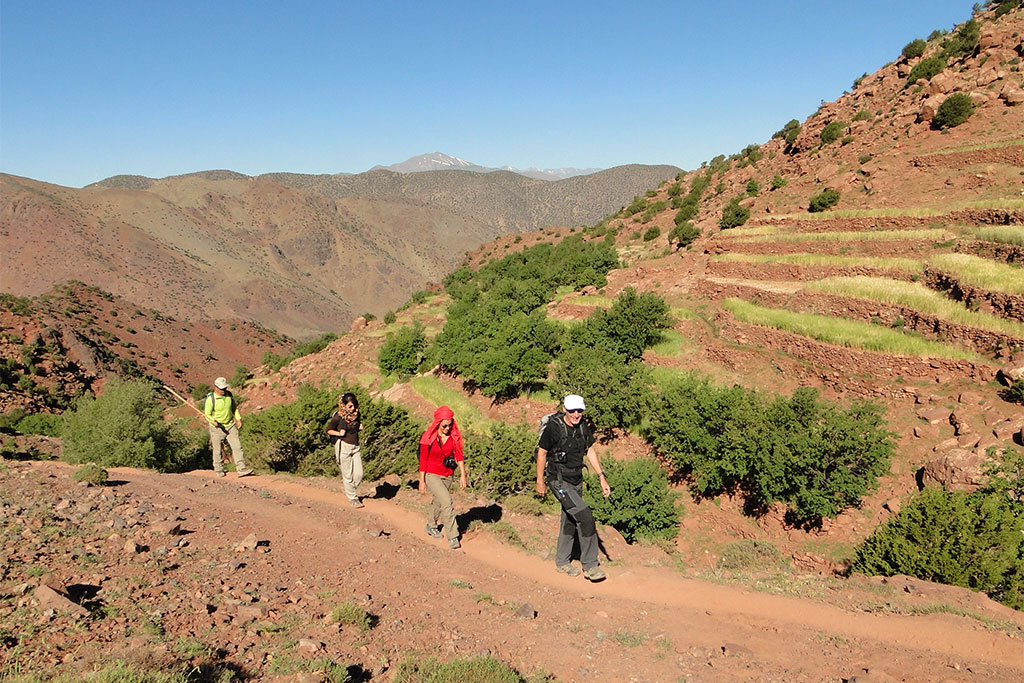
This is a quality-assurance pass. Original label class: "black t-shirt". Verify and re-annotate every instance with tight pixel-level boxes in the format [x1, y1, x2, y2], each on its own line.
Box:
[326, 411, 360, 445]
[539, 413, 594, 485]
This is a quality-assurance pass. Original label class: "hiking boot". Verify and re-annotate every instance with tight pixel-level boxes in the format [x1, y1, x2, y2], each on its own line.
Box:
[583, 566, 606, 582]
[236, 469, 254, 478]
[449, 538, 461, 549]
[556, 563, 581, 577]
[425, 524, 442, 539]
[349, 498, 364, 508]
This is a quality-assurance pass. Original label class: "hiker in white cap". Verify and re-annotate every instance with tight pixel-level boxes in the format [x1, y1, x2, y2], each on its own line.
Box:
[536, 394, 611, 581]
[203, 377, 252, 478]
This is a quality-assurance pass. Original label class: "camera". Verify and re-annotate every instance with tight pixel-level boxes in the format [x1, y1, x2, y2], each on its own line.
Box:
[550, 450, 567, 464]
[442, 455, 457, 470]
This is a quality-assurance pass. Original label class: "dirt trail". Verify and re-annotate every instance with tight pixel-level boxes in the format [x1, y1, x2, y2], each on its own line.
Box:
[86, 464, 1023, 681]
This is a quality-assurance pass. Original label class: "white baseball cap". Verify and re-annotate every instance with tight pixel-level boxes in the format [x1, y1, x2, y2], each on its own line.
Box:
[563, 394, 586, 411]
[214, 377, 229, 389]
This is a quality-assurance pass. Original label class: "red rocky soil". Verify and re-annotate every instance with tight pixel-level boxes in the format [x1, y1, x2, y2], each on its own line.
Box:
[3, 460, 1023, 682]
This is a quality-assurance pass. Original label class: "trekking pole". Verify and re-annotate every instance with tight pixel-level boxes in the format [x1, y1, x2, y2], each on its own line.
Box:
[163, 385, 226, 434]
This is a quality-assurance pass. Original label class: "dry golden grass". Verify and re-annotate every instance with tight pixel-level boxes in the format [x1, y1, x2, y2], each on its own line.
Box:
[712, 253, 924, 272]
[928, 253, 1024, 296]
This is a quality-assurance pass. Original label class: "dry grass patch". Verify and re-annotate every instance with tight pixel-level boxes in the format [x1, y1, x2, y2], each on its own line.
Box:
[971, 226, 1024, 247]
[929, 253, 1024, 296]
[921, 139, 1024, 155]
[722, 298, 981, 360]
[712, 253, 924, 272]
[771, 198, 1024, 220]
[727, 228, 951, 244]
[409, 376, 490, 430]
[804, 277, 1024, 338]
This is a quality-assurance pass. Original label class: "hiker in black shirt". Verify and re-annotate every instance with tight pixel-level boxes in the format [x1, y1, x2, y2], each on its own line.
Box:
[536, 394, 611, 581]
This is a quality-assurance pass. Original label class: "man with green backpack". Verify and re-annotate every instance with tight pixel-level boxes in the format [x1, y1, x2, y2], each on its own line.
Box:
[204, 376, 253, 478]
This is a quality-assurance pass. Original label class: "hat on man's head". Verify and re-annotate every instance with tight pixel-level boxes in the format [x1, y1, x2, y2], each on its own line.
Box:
[214, 377, 229, 389]
[563, 394, 586, 411]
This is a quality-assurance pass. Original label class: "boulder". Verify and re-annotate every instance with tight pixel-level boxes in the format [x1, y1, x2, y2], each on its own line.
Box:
[34, 585, 88, 617]
[918, 96, 945, 122]
[999, 83, 1024, 106]
[997, 356, 1024, 385]
[928, 72, 955, 96]
[916, 407, 950, 425]
[920, 449, 991, 492]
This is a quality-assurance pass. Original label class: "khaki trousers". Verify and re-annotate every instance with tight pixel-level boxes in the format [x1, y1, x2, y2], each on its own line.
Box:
[334, 441, 363, 501]
[425, 473, 458, 541]
[210, 424, 248, 474]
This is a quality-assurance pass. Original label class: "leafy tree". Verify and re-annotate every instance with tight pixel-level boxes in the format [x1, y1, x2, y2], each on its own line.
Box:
[569, 288, 671, 361]
[902, 38, 927, 59]
[63, 379, 198, 472]
[551, 347, 654, 431]
[584, 457, 679, 542]
[719, 199, 750, 229]
[940, 18, 979, 61]
[746, 179, 760, 196]
[378, 322, 427, 376]
[809, 188, 840, 213]
[772, 119, 801, 147]
[932, 93, 975, 129]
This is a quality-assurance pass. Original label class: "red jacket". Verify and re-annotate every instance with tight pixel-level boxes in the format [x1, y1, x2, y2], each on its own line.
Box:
[419, 436, 462, 476]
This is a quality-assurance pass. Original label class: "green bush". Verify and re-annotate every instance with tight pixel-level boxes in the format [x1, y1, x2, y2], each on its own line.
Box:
[644, 377, 893, 525]
[330, 602, 374, 631]
[808, 188, 840, 213]
[72, 463, 108, 485]
[378, 322, 427, 376]
[745, 179, 760, 196]
[464, 422, 536, 499]
[625, 195, 647, 216]
[853, 484, 1024, 609]
[902, 38, 927, 60]
[932, 92, 975, 129]
[770, 175, 787, 191]
[819, 121, 845, 146]
[641, 200, 667, 223]
[905, 56, 946, 87]
[551, 348, 654, 431]
[719, 199, 750, 229]
[15, 412, 63, 437]
[1007, 379, 1024, 404]
[993, 0, 1023, 19]
[852, 109, 872, 122]
[940, 18, 979, 61]
[262, 333, 339, 372]
[383, 310, 397, 325]
[583, 457, 679, 542]
[669, 220, 700, 250]
[772, 119, 801, 147]
[642, 225, 661, 242]
[62, 380, 200, 472]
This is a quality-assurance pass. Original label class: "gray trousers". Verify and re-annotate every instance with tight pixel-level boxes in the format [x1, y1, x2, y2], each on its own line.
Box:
[425, 473, 459, 541]
[334, 441, 363, 501]
[551, 480, 600, 570]
[210, 424, 248, 473]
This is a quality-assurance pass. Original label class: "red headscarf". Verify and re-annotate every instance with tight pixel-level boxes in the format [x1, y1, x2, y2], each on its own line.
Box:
[419, 405, 463, 458]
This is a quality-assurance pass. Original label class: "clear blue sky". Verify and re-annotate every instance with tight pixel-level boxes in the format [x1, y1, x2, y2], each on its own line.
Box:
[1, 0, 974, 188]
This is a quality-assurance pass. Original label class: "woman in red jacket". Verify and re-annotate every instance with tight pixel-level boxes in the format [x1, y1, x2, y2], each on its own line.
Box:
[418, 406, 468, 549]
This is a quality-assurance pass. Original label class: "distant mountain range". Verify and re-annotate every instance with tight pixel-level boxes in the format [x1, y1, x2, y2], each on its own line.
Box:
[368, 152, 602, 181]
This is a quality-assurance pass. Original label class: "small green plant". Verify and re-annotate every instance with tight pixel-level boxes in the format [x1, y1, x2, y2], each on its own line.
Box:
[72, 463, 108, 485]
[745, 179, 760, 196]
[669, 220, 700, 250]
[773, 119, 801, 147]
[718, 539, 784, 570]
[852, 109, 872, 122]
[330, 602, 373, 631]
[642, 225, 661, 242]
[905, 56, 946, 87]
[932, 92, 975, 129]
[858, 154, 873, 164]
[449, 579, 473, 589]
[770, 174, 787, 190]
[808, 188, 840, 213]
[393, 655, 524, 683]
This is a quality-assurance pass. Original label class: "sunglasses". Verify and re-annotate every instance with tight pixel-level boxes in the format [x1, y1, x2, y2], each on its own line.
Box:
[439, 421, 453, 428]
[566, 408, 584, 414]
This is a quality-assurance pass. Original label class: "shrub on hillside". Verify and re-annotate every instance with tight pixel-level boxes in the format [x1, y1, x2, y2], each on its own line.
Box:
[393, 655, 523, 683]
[377, 322, 427, 376]
[819, 121, 846, 146]
[669, 220, 700, 250]
[14, 412, 63, 437]
[902, 38, 927, 60]
[551, 347, 654, 431]
[72, 463, 108, 485]
[642, 225, 661, 242]
[808, 188, 840, 213]
[772, 119, 801, 147]
[853, 484, 1024, 610]
[719, 199, 750, 229]
[932, 92, 975, 129]
[583, 457, 679, 542]
[464, 422, 536, 499]
[905, 55, 946, 87]
[940, 18, 979, 61]
[746, 179, 760, 196]
[262, 332, 339, 372]
[644, 377, 893, 525]
[63, 379, 199, 472]
[993, 0, 1023, 19]
[770, 174, 787, 191]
